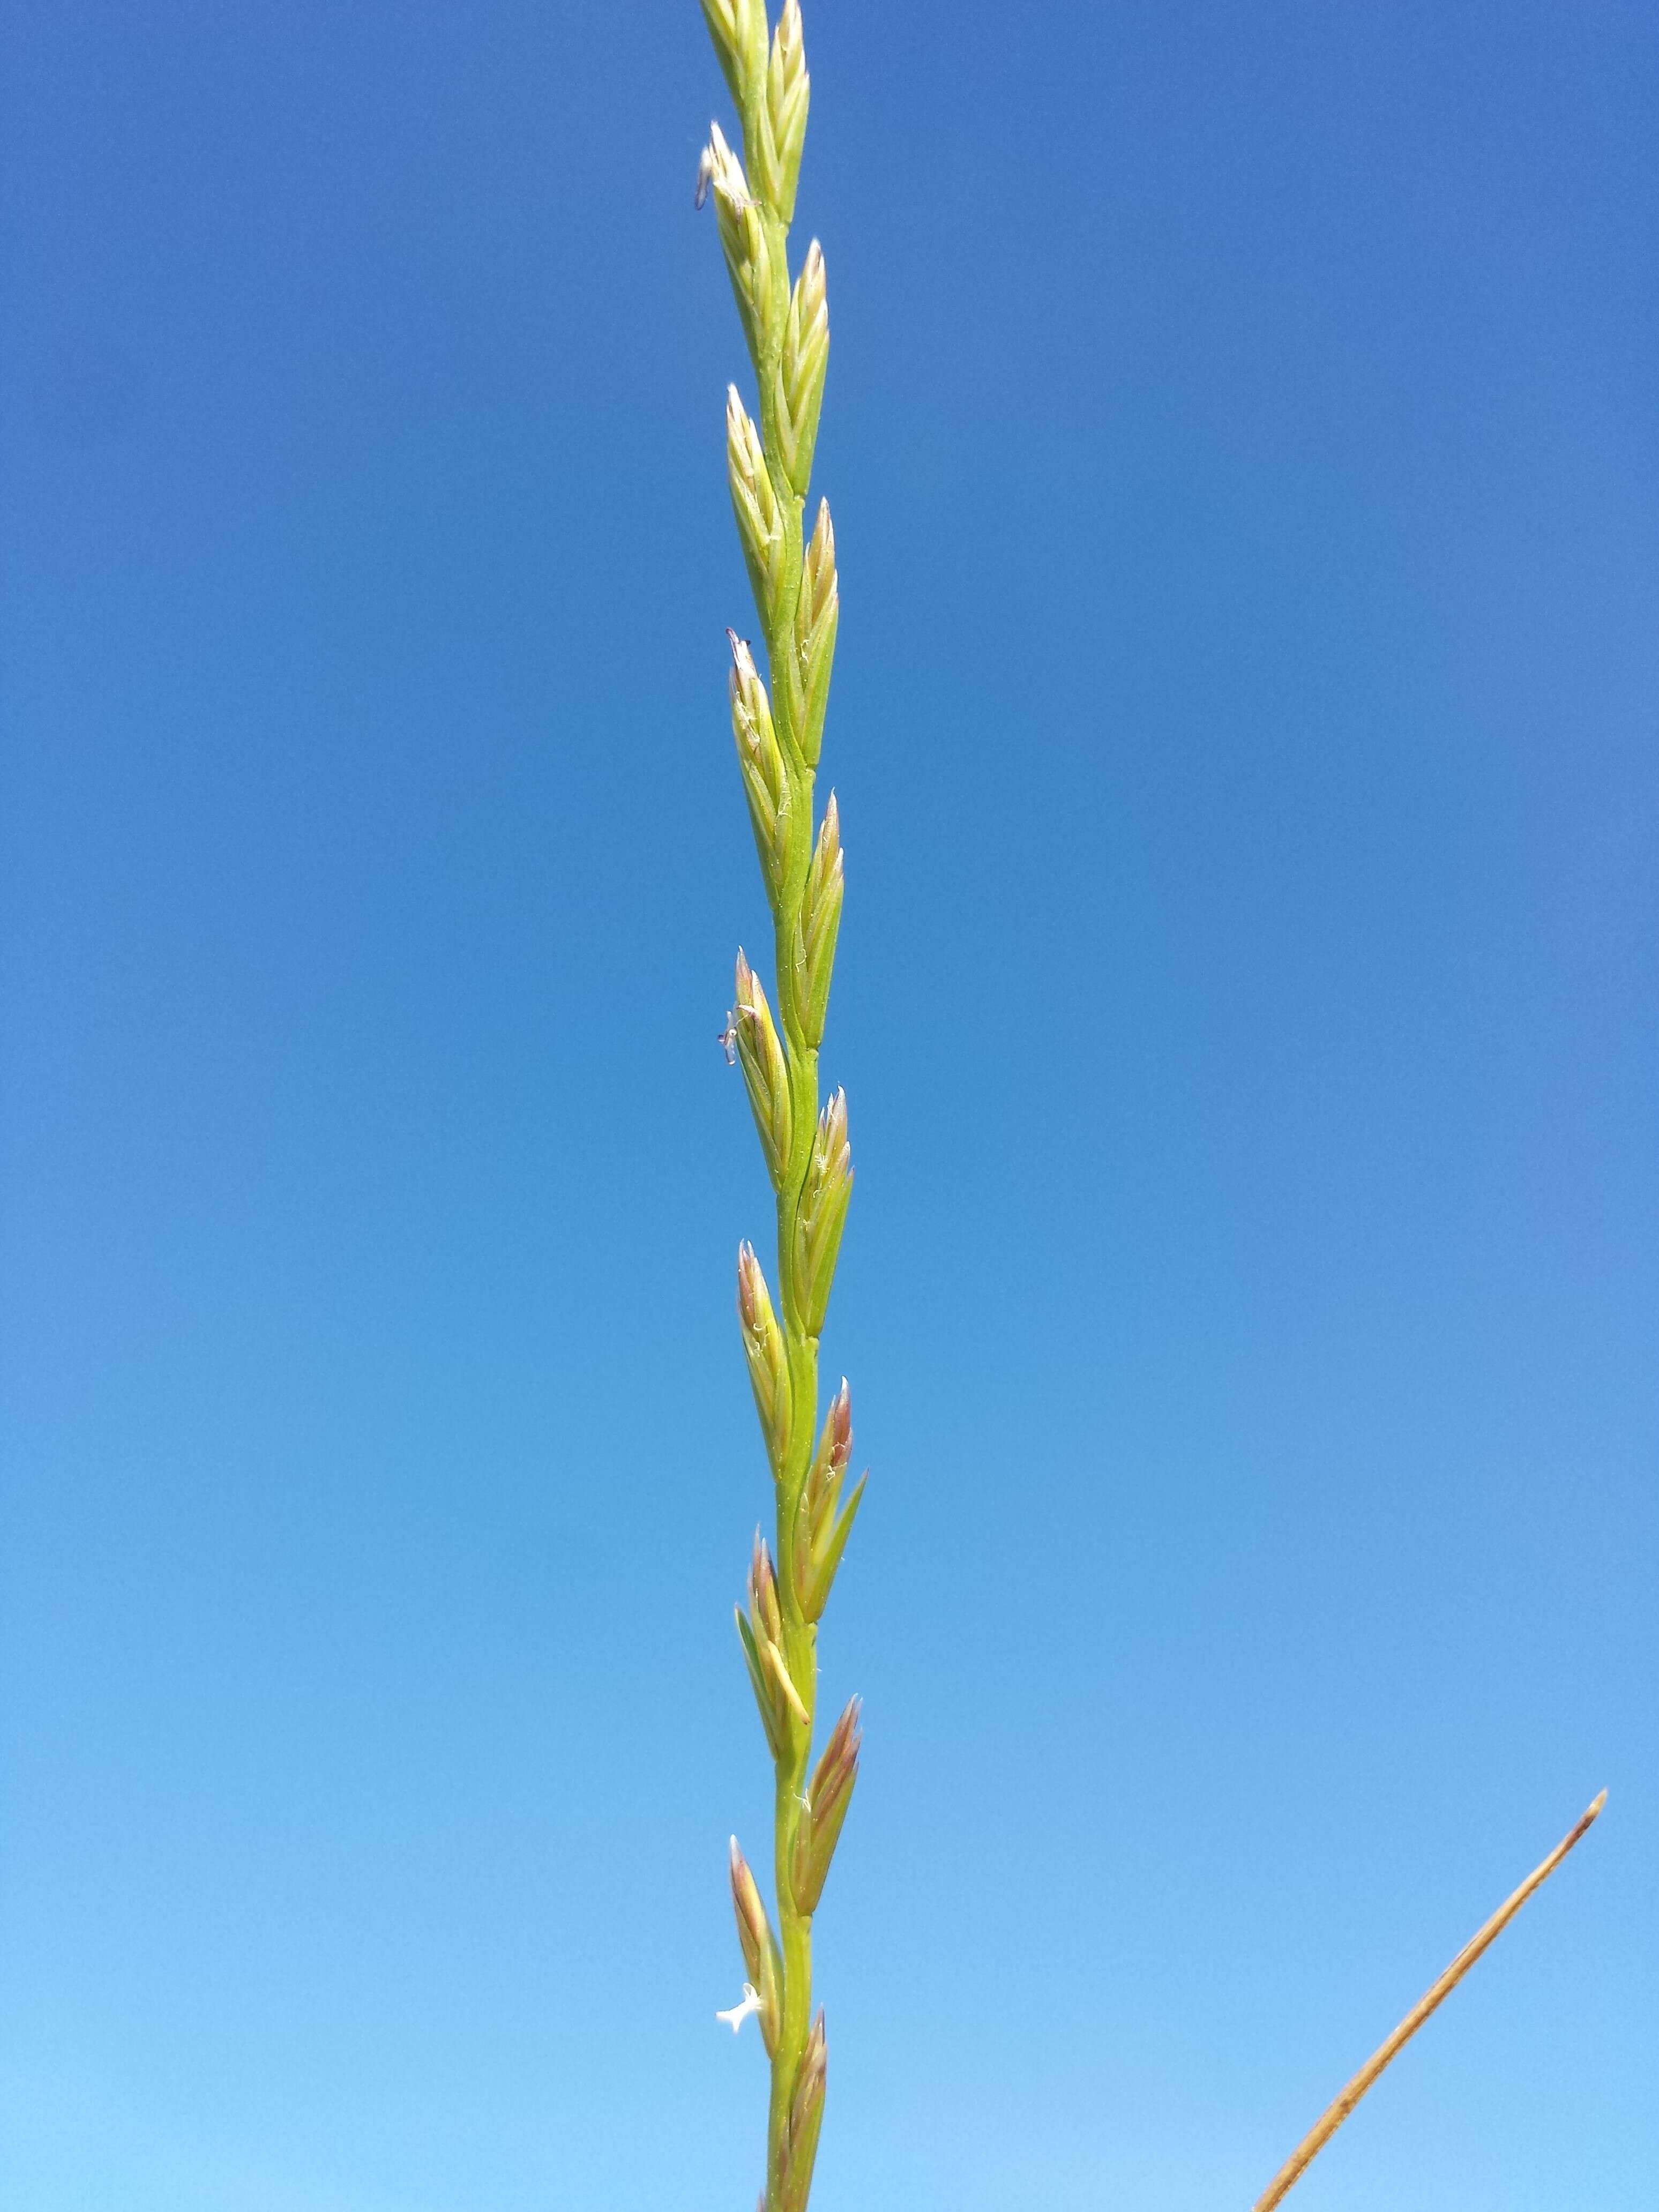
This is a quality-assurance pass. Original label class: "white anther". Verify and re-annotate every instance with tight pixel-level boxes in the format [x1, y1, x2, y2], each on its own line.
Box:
[717, 1982, 763, 2034]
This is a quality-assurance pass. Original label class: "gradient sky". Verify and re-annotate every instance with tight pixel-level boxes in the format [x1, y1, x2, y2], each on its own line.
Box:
[2, 3, 1655, 2208]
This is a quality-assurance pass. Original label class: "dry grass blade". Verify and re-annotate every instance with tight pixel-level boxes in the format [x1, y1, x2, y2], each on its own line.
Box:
[1253, 1790, 1607, 2212]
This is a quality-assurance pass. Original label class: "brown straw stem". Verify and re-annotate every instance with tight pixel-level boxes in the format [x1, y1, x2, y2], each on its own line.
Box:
[1253, 1790, 1606, 2212]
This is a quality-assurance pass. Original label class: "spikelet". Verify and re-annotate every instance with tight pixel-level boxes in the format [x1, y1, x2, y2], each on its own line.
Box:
[792, 1089, 852, 1336]
[736, 1242, 791, 1472]
[728, 1836, 784, 2056]
[752, 0, 811, 221]
[774, 241, 829, 497]
[796, 793, 843, 1048]
[795, 497, 839, 765]
[729, 631, 789, 893]
[703, 126, 776, 364]
[698, 0, 768, 106]
[791, 1379, 866, 1622]
[733, 951, 792, 1186]
[790, 1698, 861, 1913]
[728, 385, 789, 629]
[736, 1533, 809, 1757]
[774, 2011, 827, 2212]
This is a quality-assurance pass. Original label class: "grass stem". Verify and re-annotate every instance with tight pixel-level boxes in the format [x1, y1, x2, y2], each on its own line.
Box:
[1253, 1790, 1606, 2211]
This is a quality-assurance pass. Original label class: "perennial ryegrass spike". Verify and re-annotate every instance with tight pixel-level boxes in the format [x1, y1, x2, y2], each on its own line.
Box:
[698, 9, 861, 2206]
[691, 13, 1609, 2209]
[687, 15, 1614, 2207]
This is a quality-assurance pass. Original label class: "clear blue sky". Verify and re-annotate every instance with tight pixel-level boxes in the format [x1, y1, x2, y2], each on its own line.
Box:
[2, 3, 1653, 2207]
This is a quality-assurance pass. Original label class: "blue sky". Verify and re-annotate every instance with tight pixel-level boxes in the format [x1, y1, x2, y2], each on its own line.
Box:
[1, 2, 1654, 2207]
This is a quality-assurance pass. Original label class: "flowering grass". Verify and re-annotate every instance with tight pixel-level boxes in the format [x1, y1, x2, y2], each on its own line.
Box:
[690, 9, 1603, 2207]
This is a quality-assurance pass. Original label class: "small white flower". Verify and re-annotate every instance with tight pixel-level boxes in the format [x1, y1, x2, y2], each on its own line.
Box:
[716, 1982, 763, 2034]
